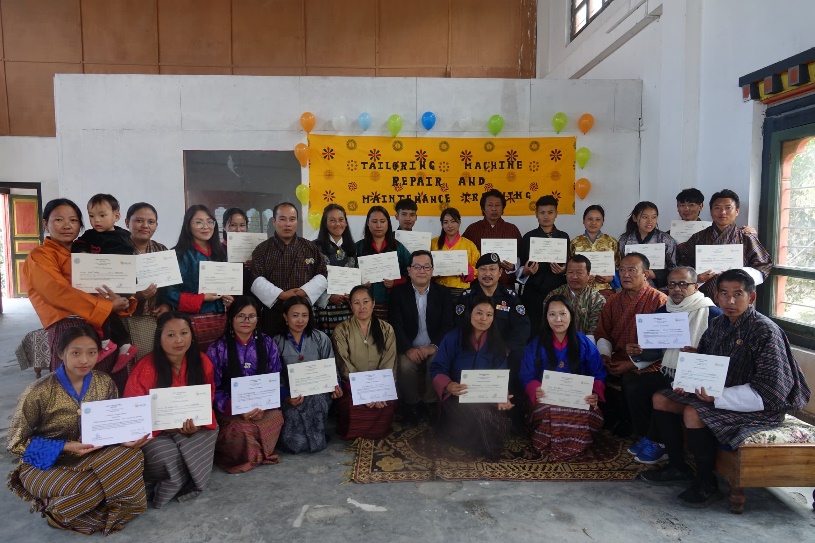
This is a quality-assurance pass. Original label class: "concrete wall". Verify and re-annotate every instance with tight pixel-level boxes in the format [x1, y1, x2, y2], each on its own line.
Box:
[0, 137, 59, 202]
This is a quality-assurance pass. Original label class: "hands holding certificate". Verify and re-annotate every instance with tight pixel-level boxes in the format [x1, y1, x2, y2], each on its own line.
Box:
[536, 386, 599, 409]
[444, 381, 514, 410]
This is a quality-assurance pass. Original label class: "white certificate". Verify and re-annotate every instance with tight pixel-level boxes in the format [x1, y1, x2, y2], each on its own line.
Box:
[431, 250, 468, 276]
[528, 238, 568, 263]
[672, 353, 730, 397]
[150, 384, 212, 431]
[481, 239, 517, 265]
[288, 358, 337, 397]
[231, 373, 281, 414]
[349, 369, 398, 405]
[227, 232, 268, 263]
[71, 254, 137, 293]
[198, 261, 244, 295]
[81, 396, 152, 446]
[625, 243, 666, 270]
[696, 244, 743, 273]
[394, 230, 432, 254]
[136, 250, 183, 288]
[327, 265, 362, 295]
[670, 220, 712, 244]
[358, 252, 402, 284]
[575, 251, 615, 276]
[636, 313, 691, 349]
[540, 371, 594, 410]
[459, 369, 510, 404]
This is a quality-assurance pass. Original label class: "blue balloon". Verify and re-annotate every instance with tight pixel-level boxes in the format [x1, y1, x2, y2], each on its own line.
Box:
[421, 111, 436, 131]
[358, 112, 372, 131]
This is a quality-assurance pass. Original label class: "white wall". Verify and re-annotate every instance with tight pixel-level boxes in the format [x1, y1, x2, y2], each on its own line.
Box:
[0, 137, 59, 202]
[54, 75, 641, 247]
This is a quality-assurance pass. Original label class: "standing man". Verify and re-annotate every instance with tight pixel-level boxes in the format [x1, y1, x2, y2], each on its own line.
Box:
[675, 188, 705, 222]
[251, 202, 327, 336]
[395, 199, 418, 231]
[544, 254, 606, 341]
[677, 189, 772, 298]
[389, 251, 454, 425]
[462, 189, 522, 289]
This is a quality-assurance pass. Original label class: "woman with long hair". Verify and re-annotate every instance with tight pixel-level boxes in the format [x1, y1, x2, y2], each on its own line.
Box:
[332, 285, 397, 439]
[431, 207, 480, 301]
[7, 325, 147, 534]
[275, 296, 343, 453]
[206, 296, 283, 472]
[313, 204, 357, 335]
[354, 205, 410, 320]
[221, 207, 249, 244]
[617, 201, 677, 288]
[430, 296, 513, 458]
[124, 312, 218, 508]
[569, 205, 620, 294]
[519, 295, 607, 460]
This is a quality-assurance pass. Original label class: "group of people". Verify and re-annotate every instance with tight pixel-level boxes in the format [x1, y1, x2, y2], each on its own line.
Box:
[7, 185, 810, 534]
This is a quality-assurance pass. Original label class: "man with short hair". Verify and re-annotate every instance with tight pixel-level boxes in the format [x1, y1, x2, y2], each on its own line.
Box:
[675, 188, 705, 222]
[678, 189, 772, 298]
[462, 189, 522, 289]
[544, 254, 606, 340]
[641, 269, 810, 508]
[394, 199, 418, 231]
[389, 250, 454, 425]
[251, 202, 327, 336]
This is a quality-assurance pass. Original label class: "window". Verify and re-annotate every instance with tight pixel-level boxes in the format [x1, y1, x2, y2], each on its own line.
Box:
[571, 0, 614, 39]
[759, 100, 815, 349]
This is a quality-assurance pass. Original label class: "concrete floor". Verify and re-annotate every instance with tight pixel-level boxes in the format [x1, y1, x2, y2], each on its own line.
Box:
[1, 298, 814, 542]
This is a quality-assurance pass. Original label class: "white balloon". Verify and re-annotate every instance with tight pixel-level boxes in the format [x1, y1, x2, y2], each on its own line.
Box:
[332, 115, 349, 131]
[459, 116, 473, 131]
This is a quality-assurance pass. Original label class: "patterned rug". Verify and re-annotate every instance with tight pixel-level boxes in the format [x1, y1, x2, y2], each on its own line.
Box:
[349, 423, 649, 483]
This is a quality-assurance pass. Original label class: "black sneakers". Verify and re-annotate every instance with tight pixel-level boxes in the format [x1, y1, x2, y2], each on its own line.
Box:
[639, 465, 694, 486]
[677, 480, 721, 508]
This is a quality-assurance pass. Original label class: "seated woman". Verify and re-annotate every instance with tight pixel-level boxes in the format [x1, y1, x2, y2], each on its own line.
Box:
[275, 296, 343, 453]
[519, 295, 607, 460]
[207, 296, 284, 473]
[124, 312, 218, 508]
[7, 325, 147, 535]
[430, 296, 514, 458]
[332, 285, 397, 440]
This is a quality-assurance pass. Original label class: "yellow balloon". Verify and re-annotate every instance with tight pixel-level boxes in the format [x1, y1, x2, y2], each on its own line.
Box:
[307, 211, 322, 230]
[295, 184, 310, 206]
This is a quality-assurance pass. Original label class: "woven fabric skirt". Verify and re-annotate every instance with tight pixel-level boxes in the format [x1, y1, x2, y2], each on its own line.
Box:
[280, 393, 332, 453]
[438, 397, 511, 458]
[373, 305, 390, 323]
[314, 304, 353, 337]
[336, 389, 395, 440]
[7, 445, 146, 535]
[529, 403, 604, 461]
[189, 313, 227, 352]
[141, 428, 218, 509]
[122, 315, 157, 364]
[214, 409, 283, 473]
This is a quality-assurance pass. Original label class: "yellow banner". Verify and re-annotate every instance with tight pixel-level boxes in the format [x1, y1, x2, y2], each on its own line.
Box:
[307, 135, 576, 216]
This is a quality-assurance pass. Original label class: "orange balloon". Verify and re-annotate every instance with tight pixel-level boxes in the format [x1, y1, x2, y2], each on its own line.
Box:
[578, 113, 594, 135]
[575, 178, 591, 200]
[300, 112, 316, 134]
[294, 143, 309, 167]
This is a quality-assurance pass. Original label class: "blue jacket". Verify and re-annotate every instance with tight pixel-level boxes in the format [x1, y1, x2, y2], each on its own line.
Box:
[430, 328, 507, 384]
[161, 247, 225, 314]
[519, 332, 607, 394]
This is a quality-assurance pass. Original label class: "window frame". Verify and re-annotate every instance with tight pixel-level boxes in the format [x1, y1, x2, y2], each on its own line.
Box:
[758, 94, 815, 350]
[571, 0, 614, 40]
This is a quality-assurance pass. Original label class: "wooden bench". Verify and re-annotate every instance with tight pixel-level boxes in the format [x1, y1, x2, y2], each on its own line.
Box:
[715, 415, 815, 513]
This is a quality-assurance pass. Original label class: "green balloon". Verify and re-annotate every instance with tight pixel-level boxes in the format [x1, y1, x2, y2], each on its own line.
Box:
[552, 112, 567, 133]
[576, 147, 591, 169]
[388, 114, 402, 137]
[487, 114, 504, 136]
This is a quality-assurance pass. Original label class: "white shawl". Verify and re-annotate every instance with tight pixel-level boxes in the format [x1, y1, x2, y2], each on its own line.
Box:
[661, 291, 714, 377]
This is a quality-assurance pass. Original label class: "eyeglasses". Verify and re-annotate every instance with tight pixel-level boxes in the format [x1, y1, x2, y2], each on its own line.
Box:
[667, 281, 692, 289]
[234, 314, 258, 323]
[192, 220, 216, 228]
[410, 264, 433, 272]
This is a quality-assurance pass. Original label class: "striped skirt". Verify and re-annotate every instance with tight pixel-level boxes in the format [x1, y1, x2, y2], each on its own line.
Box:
[530, 404, 604, 461]
[314, 303, 353, 337]
[189, 313, 227, 352]
[214, 409, 283, 473]
[336, 389, 395, 440]
[46, 317, 123, 389]
[280, 393, 332, 453]
[7, 445, 146, 535]
[438, 397, 511, 458]
[141, 428, 218, 509]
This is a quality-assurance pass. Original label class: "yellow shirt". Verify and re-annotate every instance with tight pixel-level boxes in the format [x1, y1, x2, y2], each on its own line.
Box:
[569, 233, 620, 291]
[430, 235, 480, 290]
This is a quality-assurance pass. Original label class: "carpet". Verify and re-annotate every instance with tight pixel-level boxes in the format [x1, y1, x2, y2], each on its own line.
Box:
[349, 423, 649, 483]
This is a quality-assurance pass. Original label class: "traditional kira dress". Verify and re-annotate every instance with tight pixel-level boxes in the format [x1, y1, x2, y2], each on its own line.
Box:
[124, 353, 218, 508]
[569, 232, 620, 292]
[431, 234, 480, 301]
[520, 332, 607, 460]
[6, 368, 146, 535]
[314, 238, 357, 336]
[207, 333, 284, 473]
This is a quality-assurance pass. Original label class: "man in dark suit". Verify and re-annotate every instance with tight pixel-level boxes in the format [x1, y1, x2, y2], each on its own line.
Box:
[389, 250, 454, 425]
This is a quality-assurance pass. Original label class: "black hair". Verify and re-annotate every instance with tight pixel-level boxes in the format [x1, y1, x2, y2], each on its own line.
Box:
[535, 195, 559, 210]
[57, 324, 102, 357]
[362, 206, 396, 253]
[273, 202, 299, 218]
[281, 295, 316, 335]
[409, 250, 433, 267]
[538, 295, 581, 374]
[676, 188, 704, 205]
[717, 269, 756, 293]
[349, 285, 386, 353]
[43, 198, 85, 230]
[582, 204, 605, 220]
[222, 207, 249, 241]
[436, 207, 462, 250]
[460, 295, 506, 360]
[174, 205, 227, 262]
[622, 251, 651, 272]
[87, 193, 120, 212]
[126, 202, 158, 221]
[394, 198, 418, 213]
[479, 189, 506, 212]
[217, 297, 269, 394]
[316, 203, 357, 258]
[710, 189, 740, 210]
[567, 254, 592, 273]
[152, 312, 206, 388]
[625, 201, 659, 234]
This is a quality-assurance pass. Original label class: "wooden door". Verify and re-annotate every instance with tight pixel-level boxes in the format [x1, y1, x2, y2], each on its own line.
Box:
[8, 195, 41, 297]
